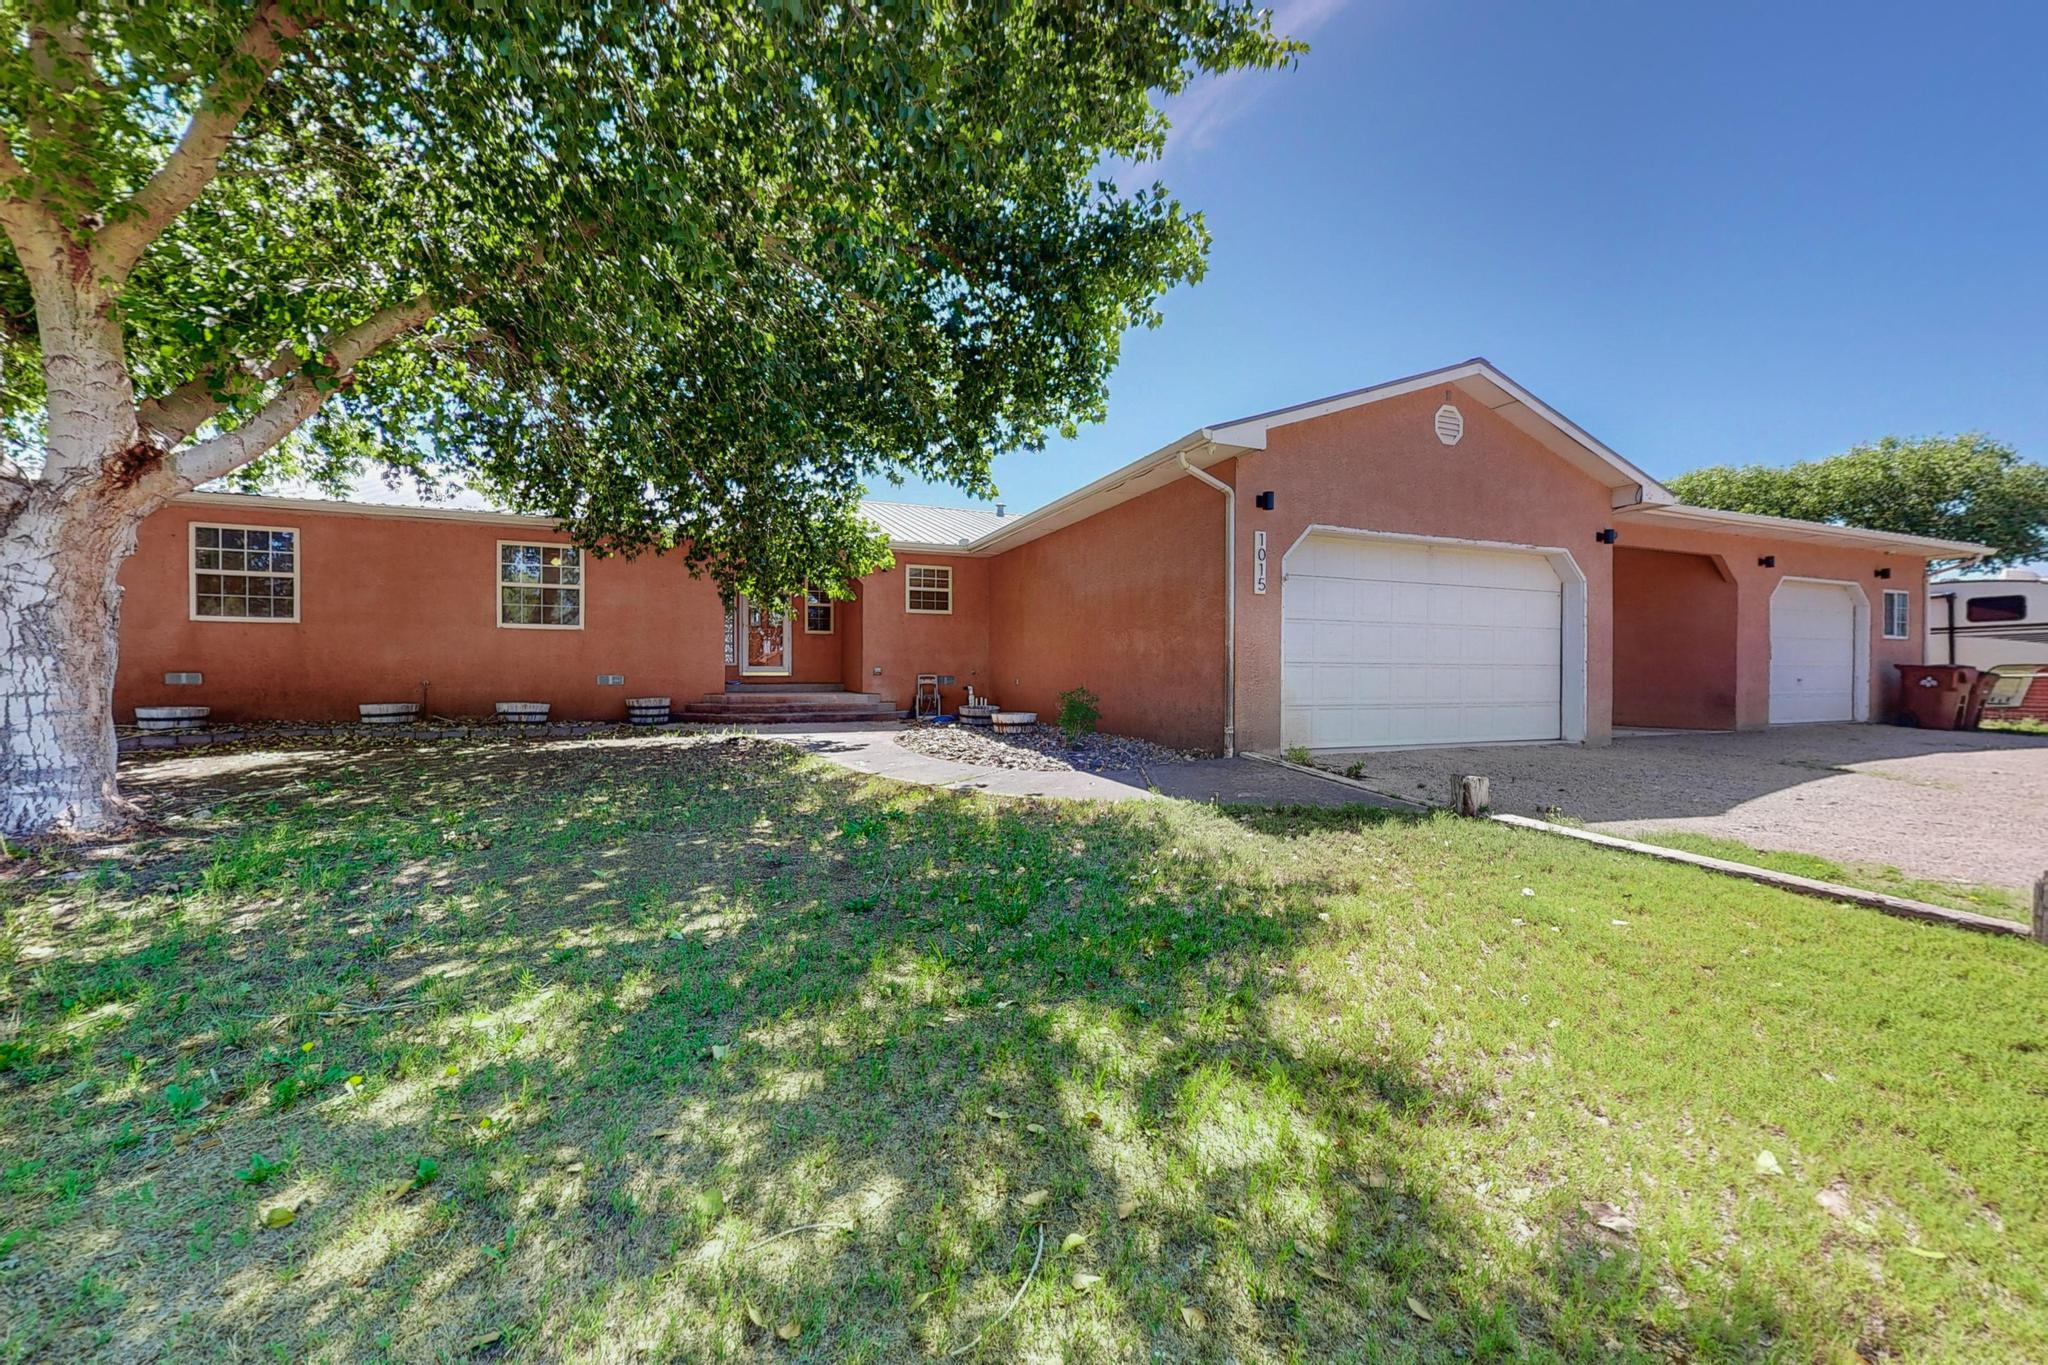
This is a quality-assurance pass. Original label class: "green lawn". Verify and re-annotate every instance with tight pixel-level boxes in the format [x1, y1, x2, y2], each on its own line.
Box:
[2, 736, 2043, 1362]
[1628, 831, 2030, 923]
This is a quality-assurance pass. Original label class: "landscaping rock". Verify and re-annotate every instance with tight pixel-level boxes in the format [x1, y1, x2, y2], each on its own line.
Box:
[894, 722, 1199, 773]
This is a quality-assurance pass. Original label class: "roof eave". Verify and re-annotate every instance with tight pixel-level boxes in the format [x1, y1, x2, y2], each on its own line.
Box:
[1617, 502, 1993, 558]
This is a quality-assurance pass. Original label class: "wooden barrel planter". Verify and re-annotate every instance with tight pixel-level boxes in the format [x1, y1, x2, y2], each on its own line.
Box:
[625, 697, 671, 726]
[958, 703, 999, 728]
[495, 701, 551, 726]
[135, 705, 210, 733]
[989, 710, 1038, 734]
[358, 702, 421, 726]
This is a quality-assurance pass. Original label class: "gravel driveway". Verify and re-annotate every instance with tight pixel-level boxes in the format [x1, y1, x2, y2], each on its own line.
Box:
[1338, 724, 2048, 892]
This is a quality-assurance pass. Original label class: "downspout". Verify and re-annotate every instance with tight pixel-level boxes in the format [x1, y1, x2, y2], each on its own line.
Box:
[1179, 447, 1236, 756]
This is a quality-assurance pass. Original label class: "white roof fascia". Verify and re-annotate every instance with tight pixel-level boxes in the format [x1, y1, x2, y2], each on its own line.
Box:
[1617, 502, 1992, 558]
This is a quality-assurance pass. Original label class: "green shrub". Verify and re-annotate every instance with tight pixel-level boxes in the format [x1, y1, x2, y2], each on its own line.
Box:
[1056, 686, 1100, 742]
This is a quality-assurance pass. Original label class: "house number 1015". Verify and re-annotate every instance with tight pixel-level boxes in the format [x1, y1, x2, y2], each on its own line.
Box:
[1254, 530, 1268, 594]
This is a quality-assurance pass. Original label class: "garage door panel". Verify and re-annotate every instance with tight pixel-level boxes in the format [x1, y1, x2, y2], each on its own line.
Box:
[1769, 581, 1859, 724]
[1282, 535, 1564, 749]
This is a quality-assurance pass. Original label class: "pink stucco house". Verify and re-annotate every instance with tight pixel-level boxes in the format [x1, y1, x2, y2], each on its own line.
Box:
[114, 360, 1987, 752]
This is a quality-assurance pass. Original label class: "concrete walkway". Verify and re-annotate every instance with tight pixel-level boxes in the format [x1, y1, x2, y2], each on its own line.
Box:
[757, 723, 1410, 809]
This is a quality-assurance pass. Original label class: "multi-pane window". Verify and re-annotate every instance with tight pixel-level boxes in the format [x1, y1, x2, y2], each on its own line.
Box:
[498, 542, 583, 628]
[191, 524, 298, 621]
[905, 564, 952, 614]
[804, 589, 834, 634]
[1881, 589, 1910, 639]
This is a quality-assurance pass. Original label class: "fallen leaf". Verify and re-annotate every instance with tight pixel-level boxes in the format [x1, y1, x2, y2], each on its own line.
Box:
[896, 1230, 915, 1247]
[985, 1106, 1009, 1122]
[1363, 1170, 1390, 1189]
[1025, 1123, 1047, 1136]
[1582, 1201, 1636, 1235]
[1294, 1239, 1317, 1259]
[1072, 1272, 1102, 1291]
[1060, 1232, 1089, 1253]
[994, 999, 1015, 1011]
[1815, 1185, 1852, 1220]
[1407, 1296, 1433, 1322]
[745, 1302, 769, 1329]
[697, 1188, 725, 1219]
[1018, 1188, 1049, 1210]
[1310, 1264, 1342, 1284]
[1902, 1245, 1949, 1260]
[710, 1044, 732, 1061]
[463, 1329, 502, 1351]
[1116, 1198, 1139, 1220]
[911, 1288, 936, 1309]
[1180, 1304, 1208, 1331]
[563, 1161, 585, 1175]
[776, 1321, 801, 1342]
[260, 1205, 296, 1229]
[1754, 1150, 1784, 1178]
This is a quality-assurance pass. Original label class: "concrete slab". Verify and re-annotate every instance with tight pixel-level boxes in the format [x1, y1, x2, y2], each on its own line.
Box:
[755, 723, 1409, 809]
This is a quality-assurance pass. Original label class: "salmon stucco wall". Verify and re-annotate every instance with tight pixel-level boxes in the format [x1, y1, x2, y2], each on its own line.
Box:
[1616, 519, 1929, 727]
[855, 554, 990, 713]
[115, 503, 727, 723]
[1612, 547, 1738, 729]
[1230, 387, 1620, 752]
[986, 476, 1227, 751]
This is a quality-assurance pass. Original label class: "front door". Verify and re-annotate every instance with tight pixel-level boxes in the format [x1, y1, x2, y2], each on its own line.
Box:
[739, 595, 791, 676]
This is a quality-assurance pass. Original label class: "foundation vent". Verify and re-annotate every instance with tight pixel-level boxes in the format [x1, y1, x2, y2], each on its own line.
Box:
[1434, 403, 1464, 446]
[164, 672, 203, 686]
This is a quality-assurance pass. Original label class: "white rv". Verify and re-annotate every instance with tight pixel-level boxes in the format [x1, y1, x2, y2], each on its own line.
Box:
[1927, 568, 2048, 720]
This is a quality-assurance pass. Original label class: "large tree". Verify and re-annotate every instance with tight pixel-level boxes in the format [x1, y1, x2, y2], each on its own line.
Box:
[0, 1, 1296, 835]
[1671, 434, 2048, 568]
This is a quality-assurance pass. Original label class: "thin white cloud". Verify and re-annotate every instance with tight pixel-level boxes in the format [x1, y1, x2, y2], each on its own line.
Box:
[1114, 0, 1354, 188]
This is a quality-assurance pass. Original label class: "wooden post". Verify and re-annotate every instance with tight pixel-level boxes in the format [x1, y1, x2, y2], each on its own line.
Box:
[2034, 873, 2048, 947]
[1458, 775, 1490, 817]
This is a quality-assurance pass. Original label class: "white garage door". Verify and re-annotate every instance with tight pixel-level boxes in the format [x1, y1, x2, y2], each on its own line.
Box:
[1770, 580, 1859, 723]
[1282, 535, 1564, 749]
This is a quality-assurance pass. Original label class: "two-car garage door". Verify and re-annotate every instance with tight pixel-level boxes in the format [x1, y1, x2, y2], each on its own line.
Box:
[1282, 535, 1564, 749]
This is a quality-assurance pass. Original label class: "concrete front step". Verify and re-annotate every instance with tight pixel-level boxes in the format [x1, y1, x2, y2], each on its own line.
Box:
[678, 708, 902, 724]
[702, 691, 887, 705]
[723, 681, 865, 695]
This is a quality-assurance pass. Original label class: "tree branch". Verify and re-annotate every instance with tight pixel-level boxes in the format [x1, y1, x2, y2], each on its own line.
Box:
[93, 1, 312, 280]
[0, 132, 72, 267]
[157, 293, 436, 489]
[140, 293, 436, 453]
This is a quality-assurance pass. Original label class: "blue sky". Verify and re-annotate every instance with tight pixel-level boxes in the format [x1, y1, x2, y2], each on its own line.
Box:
[873, 0, 2048, 515]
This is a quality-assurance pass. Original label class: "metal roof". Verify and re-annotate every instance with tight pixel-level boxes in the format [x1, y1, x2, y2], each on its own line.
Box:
[858, 499, 1010, 547]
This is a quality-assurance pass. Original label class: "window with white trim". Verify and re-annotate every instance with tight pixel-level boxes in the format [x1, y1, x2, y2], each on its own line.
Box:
[498, 542, 583, 628]
[804, 589, 834, 634]
[1882, 589, 1910, 639]
[905, 564, 952, 614]
[191, 523, 298, 621]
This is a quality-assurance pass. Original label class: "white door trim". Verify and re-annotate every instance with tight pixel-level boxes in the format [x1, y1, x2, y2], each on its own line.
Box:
[737, 593, 792, 676]
[1768, 576, 1870, 722]
[1280, 525, 1589, 745]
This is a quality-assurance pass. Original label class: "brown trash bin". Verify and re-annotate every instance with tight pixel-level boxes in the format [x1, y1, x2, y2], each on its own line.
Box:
[1895, 664, 1980, 729]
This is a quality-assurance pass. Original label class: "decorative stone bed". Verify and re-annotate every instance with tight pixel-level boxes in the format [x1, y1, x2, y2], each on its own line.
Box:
[894, 721, 1199, 773]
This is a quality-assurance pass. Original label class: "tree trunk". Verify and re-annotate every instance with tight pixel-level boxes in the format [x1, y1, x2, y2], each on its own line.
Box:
[0, 488, 141, 836]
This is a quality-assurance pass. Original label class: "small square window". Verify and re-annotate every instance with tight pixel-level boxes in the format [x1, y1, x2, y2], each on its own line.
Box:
[905, 565, 952, 614]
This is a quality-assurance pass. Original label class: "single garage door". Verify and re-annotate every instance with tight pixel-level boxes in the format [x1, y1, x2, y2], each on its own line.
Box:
[1770, 580, 1859, 723]
[1282, 535, 1563, 749]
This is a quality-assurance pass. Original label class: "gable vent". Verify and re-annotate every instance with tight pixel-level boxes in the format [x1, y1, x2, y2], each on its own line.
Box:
[1434, 403, 1465, 446]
